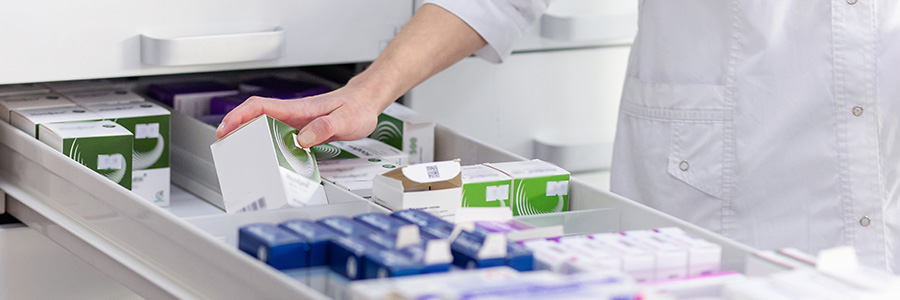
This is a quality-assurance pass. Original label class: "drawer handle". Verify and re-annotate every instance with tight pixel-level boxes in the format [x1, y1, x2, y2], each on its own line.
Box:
[141, 27, 285, 66]
[540, 0, 637, 42]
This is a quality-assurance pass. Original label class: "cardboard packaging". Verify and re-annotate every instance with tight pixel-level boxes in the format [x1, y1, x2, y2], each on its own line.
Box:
[0, 83, 49, 96]
[210, 115, 325, 213]
[312, 138, 408, 166]
[372, 160, 463, 221]
[278, 219, 340, 267]
[147, 81, 238, 117]
[461, 164, 514, 209]
[485, 160, 570, 216]
[369, 103, 434, 164]
[90, 102, 171, 206]
[11, 105, 101, 138]
[238, 223, 309, 270]
[62, 87, 145, 107]
[0, 93, 74, 122]
[39, 120, 133, 189]
[208, 90, 300, 116]
[319, 159, 399, 198]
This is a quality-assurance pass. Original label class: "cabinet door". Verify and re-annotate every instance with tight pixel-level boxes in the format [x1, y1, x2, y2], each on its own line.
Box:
[0, 0, 412, 84]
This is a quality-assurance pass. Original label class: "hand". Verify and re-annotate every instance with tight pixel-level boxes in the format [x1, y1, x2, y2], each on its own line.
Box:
[215, 85, 383, 148]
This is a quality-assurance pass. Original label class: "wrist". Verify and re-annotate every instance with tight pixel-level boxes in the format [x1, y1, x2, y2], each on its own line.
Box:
[345, 68, 403, 113]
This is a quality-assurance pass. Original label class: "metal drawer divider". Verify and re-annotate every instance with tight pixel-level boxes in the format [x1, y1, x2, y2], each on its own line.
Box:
[0, 121, 327, 300]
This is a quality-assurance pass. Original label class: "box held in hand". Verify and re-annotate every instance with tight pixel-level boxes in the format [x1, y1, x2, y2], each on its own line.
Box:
[211, 115, 325, 213]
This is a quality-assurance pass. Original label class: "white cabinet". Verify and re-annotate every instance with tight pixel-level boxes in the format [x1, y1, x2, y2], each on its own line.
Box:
[0, 0, 412, 84]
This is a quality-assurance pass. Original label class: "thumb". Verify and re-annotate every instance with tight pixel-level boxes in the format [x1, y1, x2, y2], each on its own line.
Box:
[296, 115, 337, 148]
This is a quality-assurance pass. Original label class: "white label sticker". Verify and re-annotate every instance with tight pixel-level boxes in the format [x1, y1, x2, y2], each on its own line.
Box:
[486, 184, 510, 202]
[97, 154, 123, 170]
[292, 132, 302, 149]
[546, 180, 569, 197]
[135, 123, 160, 139]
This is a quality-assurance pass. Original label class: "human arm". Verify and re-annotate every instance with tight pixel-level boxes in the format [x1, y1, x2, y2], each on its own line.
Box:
[215, 3, 487, 146]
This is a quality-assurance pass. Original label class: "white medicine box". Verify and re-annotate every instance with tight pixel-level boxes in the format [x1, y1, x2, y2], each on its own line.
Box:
[372, 160, 463, 221]
[211, 115, 326, 213]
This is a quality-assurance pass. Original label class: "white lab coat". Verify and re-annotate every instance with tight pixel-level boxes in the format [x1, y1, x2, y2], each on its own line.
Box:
[426, 0, 900, 272]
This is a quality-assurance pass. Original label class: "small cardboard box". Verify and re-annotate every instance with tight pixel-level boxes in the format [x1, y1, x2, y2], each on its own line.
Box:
[90, 102, 171, 206]
[0, 93, 74, 122]
[62, 87, 145, 107]
[147, 81, 238, 117]
[39, 120, 133, 189]
[10, 105, 101, 138]
[211, 115, 325, 213]
[372, 160, 463, 221]
[461, 164, 514, 209]
[485, 160, 570, 216]
[369, 103, 434, 164]
[0, 83, 50, 96]
[312, 138, 408, 166]
[320, 159, 399, 198]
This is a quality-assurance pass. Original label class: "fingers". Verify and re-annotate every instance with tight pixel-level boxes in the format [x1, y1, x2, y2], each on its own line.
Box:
[216, 96, 275, 138]
[296, 115, 338, 148]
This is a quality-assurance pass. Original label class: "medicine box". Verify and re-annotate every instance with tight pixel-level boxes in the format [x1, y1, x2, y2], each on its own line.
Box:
[0, 93, 73, 122]
[211, 115, 324, 213]
[38, 120, 133, 189]
[238, 223, 309, 270]
[147, 81, 238, 117]
[312, 138, 408, 166]
[461, 164, 514, 209]
[369, 103, 434, 164]
[239, 77, 332, 96]
[319, 159, 399, 198]
[62, 87, 144, 107]
[372, 161, 463, 221]
[10, 105, 101, 138]
[277, 220, 339, 267]
[0, 83, 49, 96]
[485, 159, 570, 216]
[90, 102, 171, 206]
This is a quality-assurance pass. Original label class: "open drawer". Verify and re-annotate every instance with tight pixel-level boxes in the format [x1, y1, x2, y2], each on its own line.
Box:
[0, 106, 755, 299]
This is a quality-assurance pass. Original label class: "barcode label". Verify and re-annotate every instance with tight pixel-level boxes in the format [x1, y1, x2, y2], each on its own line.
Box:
[238, 197, 267, 213]
[426, 165, 440, 179]
[546, 181, 569, 197]
[97, 154, 123, 170]
[486, 185, 510, 202]
[135, 123, 160, 139]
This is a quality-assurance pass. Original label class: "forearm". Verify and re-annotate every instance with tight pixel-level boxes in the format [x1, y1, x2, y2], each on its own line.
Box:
[347, 3, 487, 112]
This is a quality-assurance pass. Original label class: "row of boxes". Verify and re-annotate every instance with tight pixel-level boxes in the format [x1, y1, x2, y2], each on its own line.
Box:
[0, 83, 171, 206]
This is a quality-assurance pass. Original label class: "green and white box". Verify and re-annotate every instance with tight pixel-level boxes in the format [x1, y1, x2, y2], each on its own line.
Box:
[0, 93, 74, 122]
[461, 164, 514, 209]
[90, 102, 170, 206]
[39, 120, 133, 189]
[211, 115, 326, 213]
[312, 137, 408, 166]
[320, 159, 399, 198]
[485, 160, 570, 216]
[63, 87, 145, 107]
[369, 103, 434, 164]
[0, 83, 50, 96]
[10, 105, 101, 138]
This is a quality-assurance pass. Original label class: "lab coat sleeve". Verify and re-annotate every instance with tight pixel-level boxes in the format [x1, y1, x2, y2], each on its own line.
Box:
[423, 0, 550, 63]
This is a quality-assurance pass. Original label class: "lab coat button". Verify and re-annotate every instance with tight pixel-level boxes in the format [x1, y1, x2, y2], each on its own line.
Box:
[847, 0, 858, 4]
[679, 161, 690, 171]
[852, 106, 864, 116]
[860, 216, 871, 227]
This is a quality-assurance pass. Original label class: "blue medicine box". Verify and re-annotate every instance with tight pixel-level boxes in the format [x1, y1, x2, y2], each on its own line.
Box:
[238, 223, 309, 270]
[278, 219, 339, 267]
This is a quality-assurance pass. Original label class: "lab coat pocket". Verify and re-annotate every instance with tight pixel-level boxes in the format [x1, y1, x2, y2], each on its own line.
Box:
[619, 79, 733, 201]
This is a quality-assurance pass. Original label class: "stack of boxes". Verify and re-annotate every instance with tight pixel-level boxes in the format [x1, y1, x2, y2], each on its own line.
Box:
[1, 81, 171, 206]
